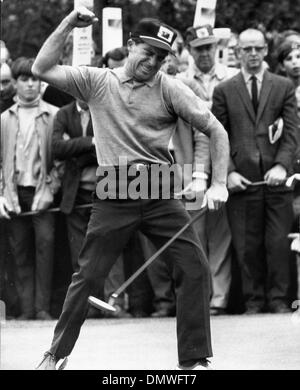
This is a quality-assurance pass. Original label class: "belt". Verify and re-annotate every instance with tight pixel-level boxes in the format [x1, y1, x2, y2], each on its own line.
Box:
[97, 163, 171, 178]
[112, 163, 160, 171]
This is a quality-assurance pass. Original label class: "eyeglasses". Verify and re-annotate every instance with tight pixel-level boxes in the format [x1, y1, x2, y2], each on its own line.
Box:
[240, 46, 266, 53]
[0, 79, 11, 85]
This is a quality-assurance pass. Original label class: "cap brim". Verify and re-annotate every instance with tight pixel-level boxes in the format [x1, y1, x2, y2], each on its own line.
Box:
[140, 36, 174, 53]
[189, 36, 218, 48]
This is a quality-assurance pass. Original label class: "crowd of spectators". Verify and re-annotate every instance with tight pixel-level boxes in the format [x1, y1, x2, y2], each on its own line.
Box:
[1, 21, 300, 320]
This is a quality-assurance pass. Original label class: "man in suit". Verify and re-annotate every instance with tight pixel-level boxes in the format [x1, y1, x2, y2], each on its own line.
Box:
[212, 28, 299, 314]
[52, 98, 97, 271]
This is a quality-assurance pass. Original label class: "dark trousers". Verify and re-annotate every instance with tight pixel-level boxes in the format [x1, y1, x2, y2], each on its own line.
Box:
[67, 189, 153, 312]
[0, 219, 20, 317]
[8, 187, 55, 316]
[50, 198, 212, 363]
[66, 188, 93, 271]
[227, 189, 293, 309]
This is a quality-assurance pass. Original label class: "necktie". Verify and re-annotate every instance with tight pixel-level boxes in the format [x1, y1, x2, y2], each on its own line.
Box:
[251, 75, 258, 114]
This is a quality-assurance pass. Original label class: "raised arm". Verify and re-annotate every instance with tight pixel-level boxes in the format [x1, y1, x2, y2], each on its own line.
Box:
[52, 108, 95, 160]
[31, 7, 98, 89]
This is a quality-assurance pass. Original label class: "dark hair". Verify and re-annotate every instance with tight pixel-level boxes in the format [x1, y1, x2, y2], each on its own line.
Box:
[101, 47, 128, 68]
[277, 41, 300, 63]
[11, 57, 36, 80]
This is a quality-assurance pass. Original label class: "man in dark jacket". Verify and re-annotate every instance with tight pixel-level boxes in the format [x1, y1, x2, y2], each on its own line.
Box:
[212, 28, 299, 314]
[52, 99, 97, 271]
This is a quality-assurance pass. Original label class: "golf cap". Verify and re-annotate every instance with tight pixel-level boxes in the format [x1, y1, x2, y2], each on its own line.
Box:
[130, 18, 177, 53]
[186, 25, 218, 48]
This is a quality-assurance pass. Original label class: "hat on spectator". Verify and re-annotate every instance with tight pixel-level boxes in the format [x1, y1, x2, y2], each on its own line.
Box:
[185, 25, 218, 47]
[277, 41, 300, 63]
[130, 18, 177, 53]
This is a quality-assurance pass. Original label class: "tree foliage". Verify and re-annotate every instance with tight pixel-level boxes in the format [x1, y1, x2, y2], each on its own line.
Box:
[1, 0, 74, 58]
[1, 0, 300, 59]
[215, 0, 300, 33]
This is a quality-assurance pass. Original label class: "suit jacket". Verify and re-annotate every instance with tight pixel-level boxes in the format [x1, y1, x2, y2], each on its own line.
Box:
[212, 70, 299, 191]
[1, 100, 58, 212]
[52, 101, 97, 214]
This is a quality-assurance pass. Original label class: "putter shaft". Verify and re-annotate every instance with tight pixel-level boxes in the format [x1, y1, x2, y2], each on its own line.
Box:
[111, 205, 207, 300]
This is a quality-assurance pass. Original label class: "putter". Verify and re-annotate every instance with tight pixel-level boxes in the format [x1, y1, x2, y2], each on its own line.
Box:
[9, 203, 93, 218]
[248, 176, 294, 187]
[248, 181, 267, 186]
[88, 201, 208, 313]
[88, 295, 117, 313]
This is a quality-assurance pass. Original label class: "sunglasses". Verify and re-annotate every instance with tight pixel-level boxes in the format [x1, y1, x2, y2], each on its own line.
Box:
[240, 46, 266, 53]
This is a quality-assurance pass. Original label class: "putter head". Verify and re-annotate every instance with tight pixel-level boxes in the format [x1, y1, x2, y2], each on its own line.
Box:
[88, 296, 117, 313]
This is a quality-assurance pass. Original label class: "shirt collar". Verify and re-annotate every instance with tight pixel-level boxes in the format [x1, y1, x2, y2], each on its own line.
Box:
[112, 66, 158, 87]
[76, 101, 89, 114]
[189, 61, 228, 82]
[241, 67, 265, 84]
[214, 63, 230, 80]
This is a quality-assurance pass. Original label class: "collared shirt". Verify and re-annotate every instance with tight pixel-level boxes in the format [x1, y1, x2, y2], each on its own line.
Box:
[16, 105, 41, 187]
[192, 63, 217, 101]
[62, 65, 217, 167]
[75, 102, 96, 190]
[241, 67, 265, 100]
[179, 61, 239, 107]
[176, 61, 238, 177]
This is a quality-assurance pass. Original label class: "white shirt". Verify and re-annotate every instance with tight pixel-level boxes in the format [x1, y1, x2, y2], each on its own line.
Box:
[16, 106, 41, 187]
[241, 67, 265, 100]
[76, 102, 90, 137]
[180, 61, 239, 108]
[75, 102, 96, 190]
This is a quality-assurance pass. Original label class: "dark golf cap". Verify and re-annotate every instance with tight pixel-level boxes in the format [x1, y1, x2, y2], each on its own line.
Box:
[185, 25, 218, 47]
[130, 18, 177, 53]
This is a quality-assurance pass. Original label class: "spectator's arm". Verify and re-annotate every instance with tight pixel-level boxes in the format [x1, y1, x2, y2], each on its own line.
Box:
[52, 109, 95, 159]
[76, 151, 98, 168]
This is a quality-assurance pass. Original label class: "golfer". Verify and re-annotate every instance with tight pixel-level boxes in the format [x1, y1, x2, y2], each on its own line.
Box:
[33, 7, 229, 370]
